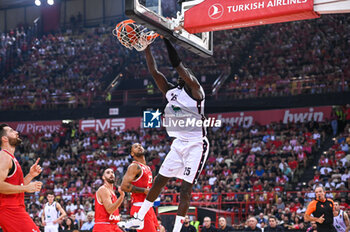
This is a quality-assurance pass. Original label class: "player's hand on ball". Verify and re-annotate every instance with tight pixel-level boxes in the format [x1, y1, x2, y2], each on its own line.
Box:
[25, 181, 43, 193]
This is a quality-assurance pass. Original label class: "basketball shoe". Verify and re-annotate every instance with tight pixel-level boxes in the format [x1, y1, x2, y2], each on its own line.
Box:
[117, 212, 144, 230]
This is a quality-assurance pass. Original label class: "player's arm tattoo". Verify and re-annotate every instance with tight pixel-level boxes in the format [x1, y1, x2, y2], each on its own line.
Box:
[130, 165, 147, 193]
[131, 185, 147, 193]
[122, 163, 147, 193]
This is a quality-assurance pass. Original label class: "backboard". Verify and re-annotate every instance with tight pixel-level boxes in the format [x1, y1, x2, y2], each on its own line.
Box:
[124, 0, 213, 58]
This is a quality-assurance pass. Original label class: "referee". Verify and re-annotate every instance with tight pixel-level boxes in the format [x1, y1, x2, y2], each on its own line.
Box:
[304, 186, 336, 232]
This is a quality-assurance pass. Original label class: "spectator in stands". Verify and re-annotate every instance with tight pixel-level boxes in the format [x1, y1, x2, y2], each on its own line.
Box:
[217, 217, 234, 232]
[306, 221, 318, 232]
[202, 217, 217, 232]
[81, 212, 95, 230]
[296, 204, 306, 215]
[189, 216, 200, 232]
[181, 215, 197, 232]
[34, 216, 44, 231]
[60, 217, 79, 231]
[245, 217, 262, 232]
[66, 200, 77, 213]
[70, 214, 80, 230]
[75, 208, 86, 227]
[258, 213, 268, 226]
[276, 198, 285, 210]
[279, 214, 292, 230]
[331, 109, 339, 136]
[265, 216, 284, 232]
[340, 140, 349, 152]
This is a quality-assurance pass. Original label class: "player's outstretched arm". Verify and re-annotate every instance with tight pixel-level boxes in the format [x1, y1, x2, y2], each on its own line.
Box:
[163, 39, 203, 100]
[121, 163, 149, 194]
[98, 186, 125, 214]
[144, 46, 174, 95]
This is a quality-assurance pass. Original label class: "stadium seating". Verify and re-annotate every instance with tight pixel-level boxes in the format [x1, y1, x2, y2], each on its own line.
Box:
[18, 119, 349, 229]
[1, 15, 350, 111]
[0, 25, 124, 110]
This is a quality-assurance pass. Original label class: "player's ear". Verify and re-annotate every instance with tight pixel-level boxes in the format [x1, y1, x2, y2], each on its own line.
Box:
[1, 136, 8, 143]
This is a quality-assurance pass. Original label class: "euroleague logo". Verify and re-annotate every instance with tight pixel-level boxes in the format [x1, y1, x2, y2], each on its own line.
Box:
[208, 3, 224, 19]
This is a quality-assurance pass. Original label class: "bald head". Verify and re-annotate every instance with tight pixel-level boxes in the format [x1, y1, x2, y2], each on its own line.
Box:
[247, 217, 258, 229]
[204, 217, 211, 228]
[219, 217, 227, 228]
[315, 186, 325, 201]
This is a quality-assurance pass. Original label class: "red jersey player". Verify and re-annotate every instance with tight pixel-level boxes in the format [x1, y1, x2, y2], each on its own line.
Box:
[94, 168, 125, 232]
[0, 124, 43, 232]
[119, 143, 159, 231]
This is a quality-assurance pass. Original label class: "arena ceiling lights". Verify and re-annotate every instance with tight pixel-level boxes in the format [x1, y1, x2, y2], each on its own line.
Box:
[34, 0, 54, 6]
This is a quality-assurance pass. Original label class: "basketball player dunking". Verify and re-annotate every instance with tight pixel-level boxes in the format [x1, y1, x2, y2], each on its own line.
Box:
[119, 143, 159, 232]
[120, 39, 209, 232]
[94, 168, 125, 232]
[0, 124, 43, 232]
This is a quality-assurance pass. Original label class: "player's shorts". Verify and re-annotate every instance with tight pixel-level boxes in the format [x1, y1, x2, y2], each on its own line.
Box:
[44, 224, 59, 232]
[93, 223, 123, 232]
[0, 206, 40, 232]
[131, 203, 158, 232]
[159, 137, 209, 184]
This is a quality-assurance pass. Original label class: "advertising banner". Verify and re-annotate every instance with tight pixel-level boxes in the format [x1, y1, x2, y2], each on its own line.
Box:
[79, 117, 141, 133]
[0, 121, 62, 135]
[184, 0, 319, 33]
[3, 106, 332, 134]
[209, 106, 332, 128]
[78, 106, 332, 132]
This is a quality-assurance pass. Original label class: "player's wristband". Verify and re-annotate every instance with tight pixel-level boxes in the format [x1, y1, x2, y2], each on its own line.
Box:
[164, 38, 181, 68]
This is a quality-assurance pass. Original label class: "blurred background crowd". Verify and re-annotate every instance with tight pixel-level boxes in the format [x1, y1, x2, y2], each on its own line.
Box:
[1, 15, 350, 110]
[13, 116, 350, 231]
[0, 2, 350, 231]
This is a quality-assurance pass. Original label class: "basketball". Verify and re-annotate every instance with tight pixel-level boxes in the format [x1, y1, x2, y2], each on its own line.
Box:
[115, 19, 140, 47]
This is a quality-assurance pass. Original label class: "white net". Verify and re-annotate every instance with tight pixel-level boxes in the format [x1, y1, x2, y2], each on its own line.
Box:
[113, 19, 159, 51]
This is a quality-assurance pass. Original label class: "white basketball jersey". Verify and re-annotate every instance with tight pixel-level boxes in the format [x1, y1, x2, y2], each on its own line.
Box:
[164, 86, 206, 140]
[334, 210, 347, 232]
[44, 202, 59, 226]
